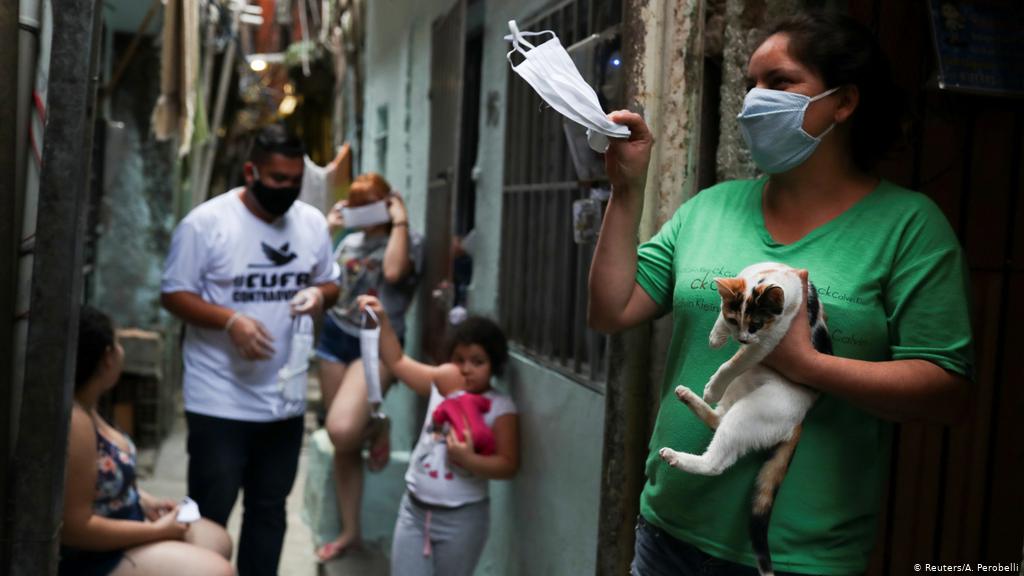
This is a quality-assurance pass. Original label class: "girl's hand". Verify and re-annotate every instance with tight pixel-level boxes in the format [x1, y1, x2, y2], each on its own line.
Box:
[356, 295, 389, 325]
[446, 416, 475, 466]
[139, 492, 176, 521]
[151, 506, 188, 540]
[763, 270, 820, 385]
[605, 110, 654, 195]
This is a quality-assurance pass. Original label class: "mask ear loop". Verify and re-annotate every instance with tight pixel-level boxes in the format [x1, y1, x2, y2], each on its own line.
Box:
[362, 306, 379, 329]
[505, 20, 556, 64]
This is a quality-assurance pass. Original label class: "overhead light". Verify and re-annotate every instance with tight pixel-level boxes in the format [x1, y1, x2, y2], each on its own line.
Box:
[246, 53, 284, 72]
[278, 95, 299, 116]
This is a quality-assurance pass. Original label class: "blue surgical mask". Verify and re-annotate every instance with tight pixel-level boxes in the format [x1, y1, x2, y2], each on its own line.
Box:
[737, 86, 839, 174]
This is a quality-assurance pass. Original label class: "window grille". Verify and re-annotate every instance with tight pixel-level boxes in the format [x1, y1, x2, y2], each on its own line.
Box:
[499, 0, 622, 390]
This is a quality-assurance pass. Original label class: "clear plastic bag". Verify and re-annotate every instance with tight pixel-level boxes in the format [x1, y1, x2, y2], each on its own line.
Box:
[278, 314, 314, 405]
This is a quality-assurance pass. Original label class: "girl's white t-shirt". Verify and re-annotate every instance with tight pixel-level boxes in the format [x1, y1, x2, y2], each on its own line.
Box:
[405, 384, 516, 507]
[161, 190, 338, 421]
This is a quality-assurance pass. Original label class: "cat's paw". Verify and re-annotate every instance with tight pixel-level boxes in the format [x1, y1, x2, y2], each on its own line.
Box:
[659, 447, 682, 468]
[702, 383, 723, 404]
[709, 331, 728, 349]
[675, 385, 696, 404]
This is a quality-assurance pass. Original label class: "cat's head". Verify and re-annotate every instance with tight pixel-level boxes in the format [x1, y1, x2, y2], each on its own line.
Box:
[714, 277, 785, 345]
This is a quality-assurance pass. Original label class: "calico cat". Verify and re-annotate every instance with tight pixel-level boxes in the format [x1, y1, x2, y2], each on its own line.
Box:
[658, 262, 832, 576]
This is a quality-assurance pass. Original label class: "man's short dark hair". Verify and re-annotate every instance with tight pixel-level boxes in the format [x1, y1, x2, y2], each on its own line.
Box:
[250, 124, 304, 165]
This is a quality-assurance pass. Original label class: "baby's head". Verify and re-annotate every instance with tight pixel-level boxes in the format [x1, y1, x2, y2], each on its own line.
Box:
[444, 316, 509, 393]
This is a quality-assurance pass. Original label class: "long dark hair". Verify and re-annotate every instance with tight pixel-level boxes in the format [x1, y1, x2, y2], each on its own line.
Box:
[760, 11, 903, 171]
[76, 305, 115, 389]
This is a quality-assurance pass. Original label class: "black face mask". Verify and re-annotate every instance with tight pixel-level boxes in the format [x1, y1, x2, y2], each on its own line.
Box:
[250, 168, 301, 216]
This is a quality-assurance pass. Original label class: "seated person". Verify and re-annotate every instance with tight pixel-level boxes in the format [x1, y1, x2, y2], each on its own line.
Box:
[59, 306, 234, 576]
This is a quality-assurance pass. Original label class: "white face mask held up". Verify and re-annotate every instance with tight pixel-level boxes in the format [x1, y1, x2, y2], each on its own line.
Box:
[360, 307, 390, 448]
[341, 200, 391, 229]
[505, 20, 629, 153]
[360, 307, 383, 406]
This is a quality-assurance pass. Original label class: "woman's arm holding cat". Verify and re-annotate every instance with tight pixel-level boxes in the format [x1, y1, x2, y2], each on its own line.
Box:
[764, 283, 970, 425]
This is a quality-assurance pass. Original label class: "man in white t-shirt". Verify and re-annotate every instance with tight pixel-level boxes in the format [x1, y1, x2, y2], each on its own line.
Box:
[161, 125, 339, 576]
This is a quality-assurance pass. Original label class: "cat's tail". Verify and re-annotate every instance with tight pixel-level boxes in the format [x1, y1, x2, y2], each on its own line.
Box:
[749, 424, 803, 576]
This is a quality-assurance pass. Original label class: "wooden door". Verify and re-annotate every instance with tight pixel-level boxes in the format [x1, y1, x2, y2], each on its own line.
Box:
[420, 0, 465, 361]
[845, 1, 1024, 571]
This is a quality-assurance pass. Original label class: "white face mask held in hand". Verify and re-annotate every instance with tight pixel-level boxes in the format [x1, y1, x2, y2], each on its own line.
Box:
[276, 314, 313, 415]
[505, 20, 629, 153]
[341, 200, 391, 229]
[176, 497, 201, 524]
[360, 307, 383, 406]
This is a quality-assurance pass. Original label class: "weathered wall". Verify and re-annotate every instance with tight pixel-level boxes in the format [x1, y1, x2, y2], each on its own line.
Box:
[91, 34, 175, 331]
[471, 1, 609, 573]
[715, 0, 802, 180]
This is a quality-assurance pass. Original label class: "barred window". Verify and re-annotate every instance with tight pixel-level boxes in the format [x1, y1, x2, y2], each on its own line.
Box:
[500, 0, 622, 391]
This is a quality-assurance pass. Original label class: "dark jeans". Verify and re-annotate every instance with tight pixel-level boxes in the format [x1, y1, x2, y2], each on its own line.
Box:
[631, 515, 801, 576]
[186, 411, 304, 576]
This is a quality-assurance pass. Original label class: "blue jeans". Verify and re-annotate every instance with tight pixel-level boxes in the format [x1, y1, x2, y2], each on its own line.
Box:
[631, 515, 801, 576]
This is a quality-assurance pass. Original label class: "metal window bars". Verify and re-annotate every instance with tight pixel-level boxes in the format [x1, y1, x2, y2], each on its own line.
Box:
[499, 0, 621, 391]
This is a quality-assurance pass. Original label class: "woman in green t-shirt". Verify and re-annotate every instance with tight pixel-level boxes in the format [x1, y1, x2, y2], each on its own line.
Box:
[590, 11, 974, 576]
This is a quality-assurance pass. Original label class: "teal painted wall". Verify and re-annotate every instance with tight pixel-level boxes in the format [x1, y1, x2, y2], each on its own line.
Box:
[361, 1, 607, 573]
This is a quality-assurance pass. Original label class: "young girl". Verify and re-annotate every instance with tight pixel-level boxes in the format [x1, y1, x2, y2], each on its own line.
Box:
[60, 306, 233, 576]
[357, 295, 519, 576]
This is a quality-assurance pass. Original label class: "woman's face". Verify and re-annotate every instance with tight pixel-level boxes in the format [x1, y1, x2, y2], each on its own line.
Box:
[450, 343, 493, 394]
[746, 33, 838, 138]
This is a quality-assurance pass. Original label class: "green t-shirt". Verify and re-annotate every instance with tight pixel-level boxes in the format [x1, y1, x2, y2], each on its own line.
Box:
[635, 178, 973, 574]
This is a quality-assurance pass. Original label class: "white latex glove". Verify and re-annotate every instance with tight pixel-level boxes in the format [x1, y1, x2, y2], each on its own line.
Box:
[290, 287, 324, 316]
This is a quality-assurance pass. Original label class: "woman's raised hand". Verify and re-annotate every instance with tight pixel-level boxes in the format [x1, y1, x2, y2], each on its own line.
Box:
[605, 110, 654, 196]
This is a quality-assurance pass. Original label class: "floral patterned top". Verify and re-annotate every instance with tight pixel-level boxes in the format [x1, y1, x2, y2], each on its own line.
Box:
[93, 430, 142, 520]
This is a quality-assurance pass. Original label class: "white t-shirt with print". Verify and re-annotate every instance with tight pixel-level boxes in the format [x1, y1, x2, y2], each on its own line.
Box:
[405, 384, 517, 507]
[161, 189, 339, 422]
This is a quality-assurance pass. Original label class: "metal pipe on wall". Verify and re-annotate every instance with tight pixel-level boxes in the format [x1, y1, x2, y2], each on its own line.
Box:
[0, 0, 22, 566]
[6, 0, 102, 573]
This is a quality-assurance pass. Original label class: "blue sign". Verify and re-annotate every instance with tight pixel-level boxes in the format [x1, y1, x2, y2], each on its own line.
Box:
[928, 0, 1024, 96]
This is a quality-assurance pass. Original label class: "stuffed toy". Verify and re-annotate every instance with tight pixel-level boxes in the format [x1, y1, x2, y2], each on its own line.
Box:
[431, 393, 495, 455]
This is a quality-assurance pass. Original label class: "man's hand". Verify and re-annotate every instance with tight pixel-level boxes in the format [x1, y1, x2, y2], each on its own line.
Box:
[290, 287, 324, 316]
[227, 314, 275, 359]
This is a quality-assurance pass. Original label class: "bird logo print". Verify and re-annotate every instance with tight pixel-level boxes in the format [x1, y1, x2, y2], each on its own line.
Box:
[249, 241, 298, 268]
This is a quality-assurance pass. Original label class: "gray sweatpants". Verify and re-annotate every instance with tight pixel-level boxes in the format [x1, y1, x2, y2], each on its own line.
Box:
[390, 493, 490, 576]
